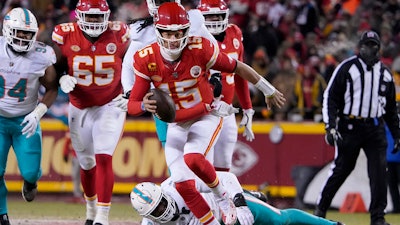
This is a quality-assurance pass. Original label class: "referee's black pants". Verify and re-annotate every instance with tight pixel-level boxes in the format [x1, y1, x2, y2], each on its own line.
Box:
[316, 117, 388, 223]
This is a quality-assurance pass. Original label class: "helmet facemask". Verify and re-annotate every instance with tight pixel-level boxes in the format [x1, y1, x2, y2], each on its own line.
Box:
[2, 8, 38, 52]
[155, 26, 189, 60]
[202, 10, 228, 35]
[76, 9, 110, 37]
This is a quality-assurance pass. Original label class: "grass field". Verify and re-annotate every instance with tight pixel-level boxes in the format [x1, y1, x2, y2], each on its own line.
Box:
[6, 193, 400, 225]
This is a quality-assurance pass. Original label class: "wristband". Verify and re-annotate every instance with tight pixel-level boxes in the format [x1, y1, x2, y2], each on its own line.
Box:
[34, 103, 48, 119]
[254, 77, 276, 97]
[140, 102, 146, 112]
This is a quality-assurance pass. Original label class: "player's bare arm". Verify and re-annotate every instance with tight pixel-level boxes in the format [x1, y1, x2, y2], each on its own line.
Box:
[234, 61, 286, 109]
[39, 65, 59, 108]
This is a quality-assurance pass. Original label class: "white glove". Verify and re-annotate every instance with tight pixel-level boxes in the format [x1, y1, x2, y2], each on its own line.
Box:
[239, 109, 255, 142]
[21, 103, 48, 138]
[236, 206, 254, 225]
[59, 75, 77, 93]
[211, 97, 239, 117]
[111, 94, 128, 111]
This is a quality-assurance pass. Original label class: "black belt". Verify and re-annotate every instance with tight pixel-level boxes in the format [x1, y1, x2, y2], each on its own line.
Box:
[340, 115, 382, 124]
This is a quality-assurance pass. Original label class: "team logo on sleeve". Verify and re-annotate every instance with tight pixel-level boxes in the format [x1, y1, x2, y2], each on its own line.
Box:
[106, 43, 117, 54]
[71, 45, 80, 52]
[233, 38, 240, 49]
[190, 66, 201, 78]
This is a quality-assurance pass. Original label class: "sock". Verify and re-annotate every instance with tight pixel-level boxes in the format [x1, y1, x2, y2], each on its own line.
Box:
[95, 203, 111, 225]
[95, 154, 114, 203]
[184, 153, 218, 184]
[85, 195, 97, 220]
[81, 167, 96, 198]
[175, 180, 216, 222]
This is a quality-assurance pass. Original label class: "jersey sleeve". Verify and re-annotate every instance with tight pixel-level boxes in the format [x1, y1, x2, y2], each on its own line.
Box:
[51, 23, 67, 46]
[111, 21, 130, 44]
[127, 75, 151, 116]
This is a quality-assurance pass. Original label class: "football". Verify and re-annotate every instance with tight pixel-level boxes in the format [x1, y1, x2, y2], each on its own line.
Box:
[149, 88, 176, 123]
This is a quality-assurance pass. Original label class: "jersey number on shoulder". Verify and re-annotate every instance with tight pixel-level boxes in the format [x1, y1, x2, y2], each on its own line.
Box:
[0, 76, 27, 102]
[72, 56, 115, 86]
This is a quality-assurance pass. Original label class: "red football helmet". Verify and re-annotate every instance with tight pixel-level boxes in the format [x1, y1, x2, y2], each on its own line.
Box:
[146, 0, 181, 16]
[75, 0, 110, 37]
[197, 0, 229, 35]
[154, 2, 190, 60]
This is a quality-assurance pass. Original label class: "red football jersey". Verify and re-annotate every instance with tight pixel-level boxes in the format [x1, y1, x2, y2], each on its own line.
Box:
[219, 24, 252, 109]
[52, 22, 129, 109]
[128, 36, 237, 122]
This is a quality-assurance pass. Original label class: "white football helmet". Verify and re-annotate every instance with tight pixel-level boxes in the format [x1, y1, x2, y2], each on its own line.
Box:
[154, 2, 190, 60]
[75, 0, 110, 37]
[130, 182, 178, 223]
[146, 0, 181, 16]
[198, 0, 229, 35]
[2, 7, 38, 52]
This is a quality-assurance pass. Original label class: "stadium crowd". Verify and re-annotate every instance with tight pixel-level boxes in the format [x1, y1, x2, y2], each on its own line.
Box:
[1, 0, 400, 122]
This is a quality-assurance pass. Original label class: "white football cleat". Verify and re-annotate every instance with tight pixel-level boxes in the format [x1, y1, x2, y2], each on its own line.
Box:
[216, 193, 237, 225]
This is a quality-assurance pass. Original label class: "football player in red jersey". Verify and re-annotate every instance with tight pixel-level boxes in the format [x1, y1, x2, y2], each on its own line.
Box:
[51, 0, 130, 224]
[198, 0, 255, 172]
[123, 3, 285, 225]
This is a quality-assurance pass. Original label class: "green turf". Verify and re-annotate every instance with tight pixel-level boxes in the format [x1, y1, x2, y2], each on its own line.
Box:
[6, 197, 400, 225]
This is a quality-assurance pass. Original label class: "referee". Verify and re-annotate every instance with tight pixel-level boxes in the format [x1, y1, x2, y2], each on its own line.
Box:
[314, 30, 400, 225]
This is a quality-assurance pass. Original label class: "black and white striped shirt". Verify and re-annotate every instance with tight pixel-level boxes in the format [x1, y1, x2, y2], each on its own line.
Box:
[322, 55, 399, 136]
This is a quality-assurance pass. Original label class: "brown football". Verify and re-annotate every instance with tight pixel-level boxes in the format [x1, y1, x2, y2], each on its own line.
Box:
[148, 88, 176, 123]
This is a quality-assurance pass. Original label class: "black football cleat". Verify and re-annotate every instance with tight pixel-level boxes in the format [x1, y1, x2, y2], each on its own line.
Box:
[0, 214, 10, 225]
[85, 219, 94, 225]
[22, 180, 37, 202]
[314, 208, 326, 218]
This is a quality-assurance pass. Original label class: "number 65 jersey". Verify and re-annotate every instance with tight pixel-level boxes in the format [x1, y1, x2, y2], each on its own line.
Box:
[52, 22, 129, 109]
[0, 37, 56, 117]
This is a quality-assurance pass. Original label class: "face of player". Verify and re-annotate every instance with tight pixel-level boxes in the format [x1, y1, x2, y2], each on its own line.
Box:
[13, 30, 34, 47]
[159, 30, 185, 50]
[204, 14, 223, 22]
[84, 13, 105, 23]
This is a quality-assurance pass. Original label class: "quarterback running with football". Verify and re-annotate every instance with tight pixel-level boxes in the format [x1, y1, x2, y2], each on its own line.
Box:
[52, 0, 130, 224]
[198, 0, 255, 171]
[130, 172, 345, 225]
[0, 8, 58, 225]
[123, 3, 285, 225]
[121, 0, 218, 147]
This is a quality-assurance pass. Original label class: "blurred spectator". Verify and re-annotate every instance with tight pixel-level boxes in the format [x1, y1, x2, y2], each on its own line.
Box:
[227, 0, 250, 29]
[115, 0, 148, 23]
[269, 52, 298, 121]
[290, 60, 326, 122]
[295, 0, 320, 36]
[243, 17, 279, 63]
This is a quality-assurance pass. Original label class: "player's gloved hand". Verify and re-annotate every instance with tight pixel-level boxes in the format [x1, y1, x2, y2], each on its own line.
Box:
[209, 73, 222, 98]
[393, 138, 400, 154]
[239, 109, 255, 142]
[211, 96, 239, 117]
[325, 128, 342, 146]
[21, 103, 48, 138]
[236, 206, 254, 225]
[111, 94, 129, 112]
[233, 193, 254, 225]
[59, 75, 77, 93]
